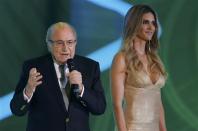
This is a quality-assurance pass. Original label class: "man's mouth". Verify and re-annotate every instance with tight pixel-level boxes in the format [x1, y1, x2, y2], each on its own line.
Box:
[61, 53, 70, 57]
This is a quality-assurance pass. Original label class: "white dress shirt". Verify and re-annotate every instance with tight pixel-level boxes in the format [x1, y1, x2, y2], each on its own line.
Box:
[23, 61, 84, 102]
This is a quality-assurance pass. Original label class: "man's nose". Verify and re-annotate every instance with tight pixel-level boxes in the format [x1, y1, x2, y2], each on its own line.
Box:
[62, 44, 69, 52]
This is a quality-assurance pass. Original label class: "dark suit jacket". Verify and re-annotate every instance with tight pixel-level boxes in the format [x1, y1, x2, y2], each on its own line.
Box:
[10, 54, 106, 131]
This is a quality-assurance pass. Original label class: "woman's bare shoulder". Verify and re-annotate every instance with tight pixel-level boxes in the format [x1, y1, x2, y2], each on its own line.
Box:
[112, 52, 126, 71]
[114, 52, 125, 63]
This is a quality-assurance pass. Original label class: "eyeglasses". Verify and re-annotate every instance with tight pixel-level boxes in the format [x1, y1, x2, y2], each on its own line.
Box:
[49, 39, 76, 47]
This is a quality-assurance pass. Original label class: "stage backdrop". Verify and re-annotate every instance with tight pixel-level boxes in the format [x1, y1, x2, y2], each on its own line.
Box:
[0, 0, 198, 131]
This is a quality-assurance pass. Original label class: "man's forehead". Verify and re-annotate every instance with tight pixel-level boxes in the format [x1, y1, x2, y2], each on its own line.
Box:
[52, 28, 75, 36]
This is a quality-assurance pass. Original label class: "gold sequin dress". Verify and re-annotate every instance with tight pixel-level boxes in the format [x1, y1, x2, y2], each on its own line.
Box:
[124, 70, 165, 131]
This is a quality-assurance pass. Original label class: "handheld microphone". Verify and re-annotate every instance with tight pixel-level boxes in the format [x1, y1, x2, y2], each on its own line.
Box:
[67, 59, 81, 99]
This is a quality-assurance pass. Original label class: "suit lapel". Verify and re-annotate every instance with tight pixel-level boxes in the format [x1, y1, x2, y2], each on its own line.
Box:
[44, 55, 68, 113]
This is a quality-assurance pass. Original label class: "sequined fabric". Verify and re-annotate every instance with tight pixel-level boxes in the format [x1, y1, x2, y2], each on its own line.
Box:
[124, 71, 165, 131]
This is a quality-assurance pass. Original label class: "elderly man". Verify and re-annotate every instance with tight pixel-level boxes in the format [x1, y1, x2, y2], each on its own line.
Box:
[10, 22, 106, 131]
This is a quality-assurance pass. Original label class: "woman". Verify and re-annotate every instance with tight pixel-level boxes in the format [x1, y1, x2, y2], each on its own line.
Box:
[111, 4, 167, 131]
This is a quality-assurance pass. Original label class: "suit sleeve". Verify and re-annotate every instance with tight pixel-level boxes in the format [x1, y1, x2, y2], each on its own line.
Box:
[10, 62, 30, 116]
[80, 62, 106, 115]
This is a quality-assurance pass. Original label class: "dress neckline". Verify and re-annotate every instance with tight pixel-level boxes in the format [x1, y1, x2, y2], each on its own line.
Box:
[142, 69, 161, 85]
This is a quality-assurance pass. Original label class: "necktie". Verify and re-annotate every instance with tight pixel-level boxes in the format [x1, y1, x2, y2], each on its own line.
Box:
[59, 64, 69, 110]
[59, 64, 66, 88]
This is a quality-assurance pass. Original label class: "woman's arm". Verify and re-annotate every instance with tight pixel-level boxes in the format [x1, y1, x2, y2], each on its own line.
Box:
[111, 52, 127, 131]
[159, 99, 167, 131]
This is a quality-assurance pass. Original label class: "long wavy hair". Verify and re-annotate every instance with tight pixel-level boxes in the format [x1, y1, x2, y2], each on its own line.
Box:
[121, 4, 167, 77]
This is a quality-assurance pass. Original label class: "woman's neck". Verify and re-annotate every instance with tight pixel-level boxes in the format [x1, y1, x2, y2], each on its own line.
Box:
[133, 37, 147, 56]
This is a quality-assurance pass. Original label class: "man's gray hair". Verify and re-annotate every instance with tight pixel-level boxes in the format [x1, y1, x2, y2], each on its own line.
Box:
[46, 22, 77, 52]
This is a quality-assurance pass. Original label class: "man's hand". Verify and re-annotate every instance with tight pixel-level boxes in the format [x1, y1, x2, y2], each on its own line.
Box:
[68, 70, 83, 93]
[25, 68, 43, 98]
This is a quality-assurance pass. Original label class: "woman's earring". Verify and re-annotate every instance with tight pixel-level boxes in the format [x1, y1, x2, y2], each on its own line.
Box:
[148, 40, 151, 52]
[131, 40, 134, 50]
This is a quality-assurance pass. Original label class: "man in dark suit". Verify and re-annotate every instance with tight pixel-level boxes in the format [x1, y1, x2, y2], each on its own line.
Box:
[10, 22, 106, 131]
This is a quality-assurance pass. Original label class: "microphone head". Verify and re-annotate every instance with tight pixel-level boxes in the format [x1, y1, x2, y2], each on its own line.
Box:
[67, 58, 75, 72]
